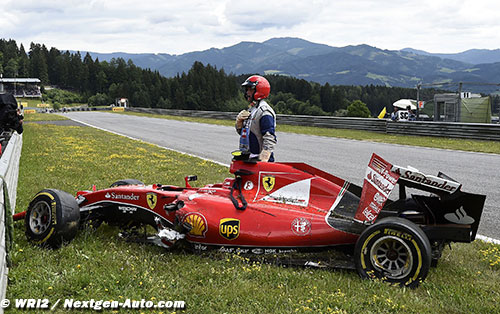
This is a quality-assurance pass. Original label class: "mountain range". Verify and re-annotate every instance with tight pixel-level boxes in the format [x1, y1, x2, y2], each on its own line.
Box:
[80, 37, 500, 91]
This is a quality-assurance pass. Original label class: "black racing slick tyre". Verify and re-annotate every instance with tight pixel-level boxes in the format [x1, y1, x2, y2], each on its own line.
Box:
[354, 217, 432, 288]
[110, 179, 144, 187]
[25, 189, 80, 248]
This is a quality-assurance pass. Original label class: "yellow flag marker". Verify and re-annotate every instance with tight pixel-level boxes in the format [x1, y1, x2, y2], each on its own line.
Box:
[377, 107, 387, 119]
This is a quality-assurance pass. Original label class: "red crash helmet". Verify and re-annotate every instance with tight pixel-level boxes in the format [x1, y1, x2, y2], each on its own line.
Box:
[241, 75, 270, 101]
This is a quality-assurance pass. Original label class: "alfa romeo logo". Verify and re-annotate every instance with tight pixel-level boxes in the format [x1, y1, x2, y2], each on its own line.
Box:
[291, 217, 311, 236]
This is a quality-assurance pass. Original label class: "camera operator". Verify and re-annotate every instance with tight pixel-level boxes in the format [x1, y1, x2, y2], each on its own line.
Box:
[1, 93, 24, 155]
[0, 93, 24, 134]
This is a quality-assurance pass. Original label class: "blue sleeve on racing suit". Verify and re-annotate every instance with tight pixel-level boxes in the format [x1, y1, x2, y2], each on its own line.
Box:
[260, 114, 276, 162]
[260, 115, 275, 135]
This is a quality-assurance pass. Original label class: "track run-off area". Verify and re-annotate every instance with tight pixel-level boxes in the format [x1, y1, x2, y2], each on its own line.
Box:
[64, 111, 500, 243]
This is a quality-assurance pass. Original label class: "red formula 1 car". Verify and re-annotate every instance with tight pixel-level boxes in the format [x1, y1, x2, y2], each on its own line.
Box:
[17, 153, 486, 288]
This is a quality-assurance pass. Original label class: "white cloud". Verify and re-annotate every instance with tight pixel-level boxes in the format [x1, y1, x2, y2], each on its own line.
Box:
[224, 0, 319, 30]
[0, 0, 498, 54]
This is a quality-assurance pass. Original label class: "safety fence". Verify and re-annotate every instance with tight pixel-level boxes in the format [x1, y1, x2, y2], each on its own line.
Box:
[127, 108, 500, 141]
[386, 120, 500, 141]
[0, 133, 22, 304]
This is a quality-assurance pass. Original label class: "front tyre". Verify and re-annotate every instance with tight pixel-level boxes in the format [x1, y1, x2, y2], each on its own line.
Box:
[25, 189, 80, 248]
[354, 217, 431, 288]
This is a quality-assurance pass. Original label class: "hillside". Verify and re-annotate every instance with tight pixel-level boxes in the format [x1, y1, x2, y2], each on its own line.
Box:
[80, 37, 500, 90]
[402, 47, 500, 65]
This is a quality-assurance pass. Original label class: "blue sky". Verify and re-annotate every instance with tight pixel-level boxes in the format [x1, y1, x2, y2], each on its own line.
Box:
[0, 0, 498, 54]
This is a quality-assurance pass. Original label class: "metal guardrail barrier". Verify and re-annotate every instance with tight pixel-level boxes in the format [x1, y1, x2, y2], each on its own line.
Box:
[127, 108, 500, 141]
[386, 121, 500, 141]
[277, 114, 387, 132]
[0, 133, 22, 305]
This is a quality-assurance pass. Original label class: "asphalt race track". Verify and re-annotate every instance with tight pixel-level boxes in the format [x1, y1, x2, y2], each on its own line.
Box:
[64, 111, 500, 241]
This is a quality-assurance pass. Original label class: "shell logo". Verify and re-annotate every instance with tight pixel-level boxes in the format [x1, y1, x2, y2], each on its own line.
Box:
[183, 213, 208, 238]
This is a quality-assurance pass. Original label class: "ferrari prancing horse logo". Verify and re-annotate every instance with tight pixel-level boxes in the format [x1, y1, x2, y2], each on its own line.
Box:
[147, 192, 157, 209]
[263, 175, 275, 192]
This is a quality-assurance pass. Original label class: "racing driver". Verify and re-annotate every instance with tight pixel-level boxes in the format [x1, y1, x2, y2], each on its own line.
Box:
[235, 75, 277, 162]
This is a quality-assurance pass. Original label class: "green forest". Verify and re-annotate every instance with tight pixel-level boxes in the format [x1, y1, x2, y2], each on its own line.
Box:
[1, 39, 498, 117]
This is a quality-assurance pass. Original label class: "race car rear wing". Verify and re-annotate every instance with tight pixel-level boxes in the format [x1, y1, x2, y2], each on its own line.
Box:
[391, 165, 462, 197]
[354, 154, 468, 223]
[353, 154, 399, 222]
[354, 154, 486, 242]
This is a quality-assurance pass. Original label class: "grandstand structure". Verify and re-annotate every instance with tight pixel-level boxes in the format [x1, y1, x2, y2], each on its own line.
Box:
[0, 77, 41, 98]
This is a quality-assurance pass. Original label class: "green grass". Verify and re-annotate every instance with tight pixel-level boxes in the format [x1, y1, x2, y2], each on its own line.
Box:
[16, 97, 46, 108]
[115, 111, 500, 154]
[6, 123, 500, 313]
[23, 113, 69, 122]
[16, 97, 86, 108]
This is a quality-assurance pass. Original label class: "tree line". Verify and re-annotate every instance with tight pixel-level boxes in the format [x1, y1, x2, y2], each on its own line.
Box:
[1, 38, 497, 117]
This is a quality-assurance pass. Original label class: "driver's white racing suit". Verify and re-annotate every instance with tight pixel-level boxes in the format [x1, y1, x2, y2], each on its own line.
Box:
[236, 100, 277, 161]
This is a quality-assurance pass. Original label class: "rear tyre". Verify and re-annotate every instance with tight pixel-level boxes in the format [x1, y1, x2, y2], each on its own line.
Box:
[25, 189, 80, 248]
[354, 217, 431, 288]
[110, 179, 144, 187]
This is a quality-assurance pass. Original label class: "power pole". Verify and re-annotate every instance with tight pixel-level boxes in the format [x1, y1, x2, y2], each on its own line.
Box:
[416, 83, 421, 119]
[457, 82, 463, 122]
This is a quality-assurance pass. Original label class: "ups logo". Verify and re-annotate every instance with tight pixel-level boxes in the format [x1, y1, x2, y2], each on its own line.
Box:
[219, 218, 240, 240]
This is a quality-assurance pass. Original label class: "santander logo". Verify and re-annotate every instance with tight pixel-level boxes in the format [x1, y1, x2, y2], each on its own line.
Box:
[444, 207, 475, 225]
[366, 171, 393, 196]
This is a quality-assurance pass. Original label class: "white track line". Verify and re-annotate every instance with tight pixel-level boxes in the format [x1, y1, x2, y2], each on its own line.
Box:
[476, 235, 500, 245]
[69, 115, 500, 245]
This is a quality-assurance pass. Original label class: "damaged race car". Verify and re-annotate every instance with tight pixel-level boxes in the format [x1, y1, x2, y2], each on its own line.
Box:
[15, 153, 486, 288]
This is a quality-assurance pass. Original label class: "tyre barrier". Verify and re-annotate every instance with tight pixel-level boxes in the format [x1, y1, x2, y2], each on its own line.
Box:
[33, 106, 109, 113]
[0, 132, 22, 303]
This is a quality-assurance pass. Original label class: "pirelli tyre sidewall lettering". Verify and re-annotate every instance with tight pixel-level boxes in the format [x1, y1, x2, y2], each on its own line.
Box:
[354, 217, 431, 288]
[25, 189, 81, 248]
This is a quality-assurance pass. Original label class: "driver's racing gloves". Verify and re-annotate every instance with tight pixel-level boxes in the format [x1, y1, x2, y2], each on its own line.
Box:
[236, 110, 250, 130]
[259, 149, 272, 162]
